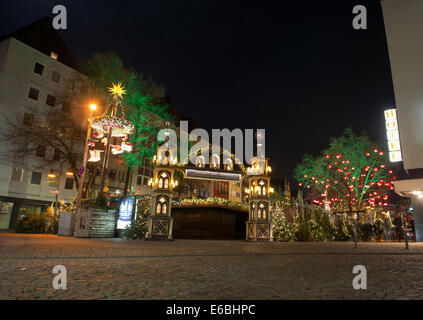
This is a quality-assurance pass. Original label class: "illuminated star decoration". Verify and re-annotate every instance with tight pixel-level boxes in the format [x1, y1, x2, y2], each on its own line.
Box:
[108, 82, 126, 99]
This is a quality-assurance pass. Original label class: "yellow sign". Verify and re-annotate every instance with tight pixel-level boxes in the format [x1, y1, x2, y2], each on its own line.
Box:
[384, 109, 402, 162]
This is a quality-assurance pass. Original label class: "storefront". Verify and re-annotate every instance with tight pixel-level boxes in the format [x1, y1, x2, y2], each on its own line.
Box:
[0, 196, 50, 230]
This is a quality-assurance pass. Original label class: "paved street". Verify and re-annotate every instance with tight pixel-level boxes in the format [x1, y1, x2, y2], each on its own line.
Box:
[1, 232, 423, 300]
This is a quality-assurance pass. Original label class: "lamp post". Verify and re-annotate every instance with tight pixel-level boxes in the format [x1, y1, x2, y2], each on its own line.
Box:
[75, 103, 97, 215]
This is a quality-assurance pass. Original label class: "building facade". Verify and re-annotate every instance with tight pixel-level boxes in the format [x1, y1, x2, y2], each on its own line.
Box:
[0, 19, 85, 229]
[381, 1, 423, 240]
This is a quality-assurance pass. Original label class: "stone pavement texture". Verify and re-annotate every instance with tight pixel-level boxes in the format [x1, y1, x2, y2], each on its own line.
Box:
[1, 233, 423, 300]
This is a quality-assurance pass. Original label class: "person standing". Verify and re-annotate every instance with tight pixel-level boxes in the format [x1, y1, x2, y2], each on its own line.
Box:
[374, 215, 384, 241]
[383, 212, 394, 242]
[393, 212, 403, 241]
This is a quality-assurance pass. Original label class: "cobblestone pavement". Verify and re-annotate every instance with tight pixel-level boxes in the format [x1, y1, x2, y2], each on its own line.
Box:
[1, 233, 423, 300]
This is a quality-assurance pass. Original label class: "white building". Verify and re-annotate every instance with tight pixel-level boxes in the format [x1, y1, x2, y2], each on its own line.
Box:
[0, 18, 86, 229]
[381, 1, 423, 240]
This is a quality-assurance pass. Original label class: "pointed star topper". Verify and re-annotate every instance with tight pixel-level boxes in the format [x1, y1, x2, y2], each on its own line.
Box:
[108, 82, 126, 99]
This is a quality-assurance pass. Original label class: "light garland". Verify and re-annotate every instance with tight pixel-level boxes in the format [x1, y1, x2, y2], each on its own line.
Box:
[173, 197, 249, 212]
[91, 116, 134, 137]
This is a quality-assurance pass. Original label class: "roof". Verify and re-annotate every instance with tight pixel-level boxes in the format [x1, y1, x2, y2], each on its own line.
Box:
[0, 16, 77, 70]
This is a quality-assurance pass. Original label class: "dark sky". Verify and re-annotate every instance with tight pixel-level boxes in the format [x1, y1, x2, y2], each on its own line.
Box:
[0, 0, 396, 180]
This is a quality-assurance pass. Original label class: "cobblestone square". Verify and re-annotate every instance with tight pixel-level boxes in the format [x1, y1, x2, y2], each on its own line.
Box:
[1, 233, 423, 300]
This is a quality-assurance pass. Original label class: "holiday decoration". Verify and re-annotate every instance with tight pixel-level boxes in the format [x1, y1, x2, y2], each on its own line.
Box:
[88, 150, 101, 162]
[91, 116, 134, 137]
[294, 129, 395, 212]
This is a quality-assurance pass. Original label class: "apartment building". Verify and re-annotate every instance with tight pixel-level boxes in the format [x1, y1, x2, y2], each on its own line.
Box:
[0, 18, 85, 229]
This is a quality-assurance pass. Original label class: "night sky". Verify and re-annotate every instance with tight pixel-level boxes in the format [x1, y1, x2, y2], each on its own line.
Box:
[0, 0, 396, 181]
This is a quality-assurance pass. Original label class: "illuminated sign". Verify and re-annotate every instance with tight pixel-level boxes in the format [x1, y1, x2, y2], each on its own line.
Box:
[185, 169, 241, 182]
[117, 197, 134, 229]
[384, 109, 402, 162]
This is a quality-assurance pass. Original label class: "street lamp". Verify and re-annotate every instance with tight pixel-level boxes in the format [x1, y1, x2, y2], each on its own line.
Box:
[75, 103, 97, 215]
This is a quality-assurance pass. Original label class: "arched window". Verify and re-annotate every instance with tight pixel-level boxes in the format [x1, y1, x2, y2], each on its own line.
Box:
[196, 155, 205, 168]
[224, 158, 233, 171]
[156, 196, 168, 215]
[158, 171, 169, 189]
[258, 179, 266, 195]
[211, 154, 220, 169]
[257, 202, 267, 220]
[251, 203, 256, 219]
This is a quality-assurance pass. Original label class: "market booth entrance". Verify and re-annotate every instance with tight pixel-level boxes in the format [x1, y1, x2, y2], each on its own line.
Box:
[172, 206, 248, 240]
[145, 145, 273, 242]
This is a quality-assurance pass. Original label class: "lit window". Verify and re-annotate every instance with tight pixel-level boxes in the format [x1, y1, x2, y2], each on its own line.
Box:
[258, 203, 267, 219]
[11, 168, 23, 182]
[158, 171, 169, 189]
[224, 158, 233, 171]
[50, 52, 58, 60]
[156, 197, 167, 214]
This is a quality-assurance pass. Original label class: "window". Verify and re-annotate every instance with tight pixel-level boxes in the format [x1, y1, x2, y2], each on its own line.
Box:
[67, 79, 74, 89]
[196, 156, 205, 168]
[28, 87, 39, 101]
[258, 180, 266, 195]
[211, 154, 220, 168]
[50, 52, 58, 60]
[145, 168, 151, 177]
[23, 113, 34, 126]
[62, 102, 71, 113]
[46, 94, 56, 107]
[53, 149, 61, 161]
[156, 197, 168, 215]
[11, 168, 23, 182]
[51, 71, 61, 83]
[136, 176, 142, 186]
[138, 167, 144, 175]
[64, 178, 74, 190]
[36, 145, 46, 158]
[33, 62, 44, 75]
[258, 202, 267, 219]
[30, 172, 42, 185]
[224, 159, 233, 171]
[158, 171, 169, 189]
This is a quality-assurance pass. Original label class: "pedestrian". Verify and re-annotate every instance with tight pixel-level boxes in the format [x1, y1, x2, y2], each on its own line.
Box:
[382, 212, 394, 242]
[374, 216, 384, 241]
[392, 212, 403, 241]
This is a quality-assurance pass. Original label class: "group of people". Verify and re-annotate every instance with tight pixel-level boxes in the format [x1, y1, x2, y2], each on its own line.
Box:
[371, 211, 414, 242]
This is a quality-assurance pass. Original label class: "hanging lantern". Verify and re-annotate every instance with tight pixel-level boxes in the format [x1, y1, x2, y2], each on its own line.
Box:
[88, 150, 101, 162]
[101, 137, 108, 146]
[111, 145, 123, 155]
[121, 141, 133, 152]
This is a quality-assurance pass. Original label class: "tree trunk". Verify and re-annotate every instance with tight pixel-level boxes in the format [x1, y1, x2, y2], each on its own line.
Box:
[350, 205, 358, 248]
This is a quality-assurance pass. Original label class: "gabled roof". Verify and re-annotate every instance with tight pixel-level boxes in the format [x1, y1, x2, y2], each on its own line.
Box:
[0, 16, 77, 70]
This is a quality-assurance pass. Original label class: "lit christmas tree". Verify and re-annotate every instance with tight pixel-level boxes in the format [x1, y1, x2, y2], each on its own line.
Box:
[294, 128, 395, 214]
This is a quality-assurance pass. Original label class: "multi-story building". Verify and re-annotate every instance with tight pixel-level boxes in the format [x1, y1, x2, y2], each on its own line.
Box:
[0, 17, 197, 230]
[381, 0, 423, 241]
[0, 17, 84, 229]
